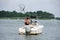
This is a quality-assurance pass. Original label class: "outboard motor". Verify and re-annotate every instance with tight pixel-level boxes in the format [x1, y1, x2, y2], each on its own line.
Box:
[25, 25, 31, 34]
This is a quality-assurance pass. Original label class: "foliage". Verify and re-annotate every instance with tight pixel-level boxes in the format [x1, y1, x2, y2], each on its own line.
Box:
[0, 10, 55, 19]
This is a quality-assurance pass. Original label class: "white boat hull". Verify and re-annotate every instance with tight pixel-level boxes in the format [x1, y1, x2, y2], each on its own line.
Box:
[18, 25, 44, 35]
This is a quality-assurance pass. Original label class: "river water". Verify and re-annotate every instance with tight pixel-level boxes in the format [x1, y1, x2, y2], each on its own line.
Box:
[0, 19, 60, 40]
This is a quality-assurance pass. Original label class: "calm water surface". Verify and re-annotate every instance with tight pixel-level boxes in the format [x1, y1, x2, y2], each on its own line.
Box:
[0, 19, 60, 40]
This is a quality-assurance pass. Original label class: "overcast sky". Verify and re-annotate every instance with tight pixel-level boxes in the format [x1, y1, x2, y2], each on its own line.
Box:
[0, 0, 60, 17]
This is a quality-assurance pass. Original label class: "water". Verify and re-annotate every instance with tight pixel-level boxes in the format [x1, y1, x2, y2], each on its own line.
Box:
[0, 19, 60, 40]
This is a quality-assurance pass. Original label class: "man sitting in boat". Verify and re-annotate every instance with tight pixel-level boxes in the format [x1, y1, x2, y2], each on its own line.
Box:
[34, 21, 38, 25]
[32, 21, 38, 25]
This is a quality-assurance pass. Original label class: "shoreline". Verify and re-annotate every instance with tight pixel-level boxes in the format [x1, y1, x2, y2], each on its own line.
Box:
[0, 17, 58, 20]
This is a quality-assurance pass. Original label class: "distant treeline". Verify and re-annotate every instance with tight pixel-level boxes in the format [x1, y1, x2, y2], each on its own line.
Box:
[0, 10, 55, 19]
[56, 17, 60, 20]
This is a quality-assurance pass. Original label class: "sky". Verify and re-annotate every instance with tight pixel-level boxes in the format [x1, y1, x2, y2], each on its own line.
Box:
[0, 0, 60, 17]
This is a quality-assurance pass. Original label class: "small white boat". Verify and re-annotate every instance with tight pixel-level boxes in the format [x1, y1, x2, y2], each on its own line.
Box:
[18, 24, 44, 35]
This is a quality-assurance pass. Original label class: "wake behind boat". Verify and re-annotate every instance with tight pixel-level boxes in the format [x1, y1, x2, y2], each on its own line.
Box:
[18, 23, 44, 35]
[18, 17, 44, 35]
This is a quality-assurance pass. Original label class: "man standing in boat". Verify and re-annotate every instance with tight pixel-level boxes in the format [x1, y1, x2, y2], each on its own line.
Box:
[24, 17, 31, 34]
[24, 17, 31, 25]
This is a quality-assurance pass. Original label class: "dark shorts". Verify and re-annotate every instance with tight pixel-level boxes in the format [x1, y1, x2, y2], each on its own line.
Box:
[25, 22, 29, 25]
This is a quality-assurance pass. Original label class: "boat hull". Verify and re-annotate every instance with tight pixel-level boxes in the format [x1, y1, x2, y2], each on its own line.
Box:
[18, 25, 44, 35]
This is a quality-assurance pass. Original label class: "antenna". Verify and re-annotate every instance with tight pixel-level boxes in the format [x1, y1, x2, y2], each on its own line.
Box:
[19, 4, 25, 13]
